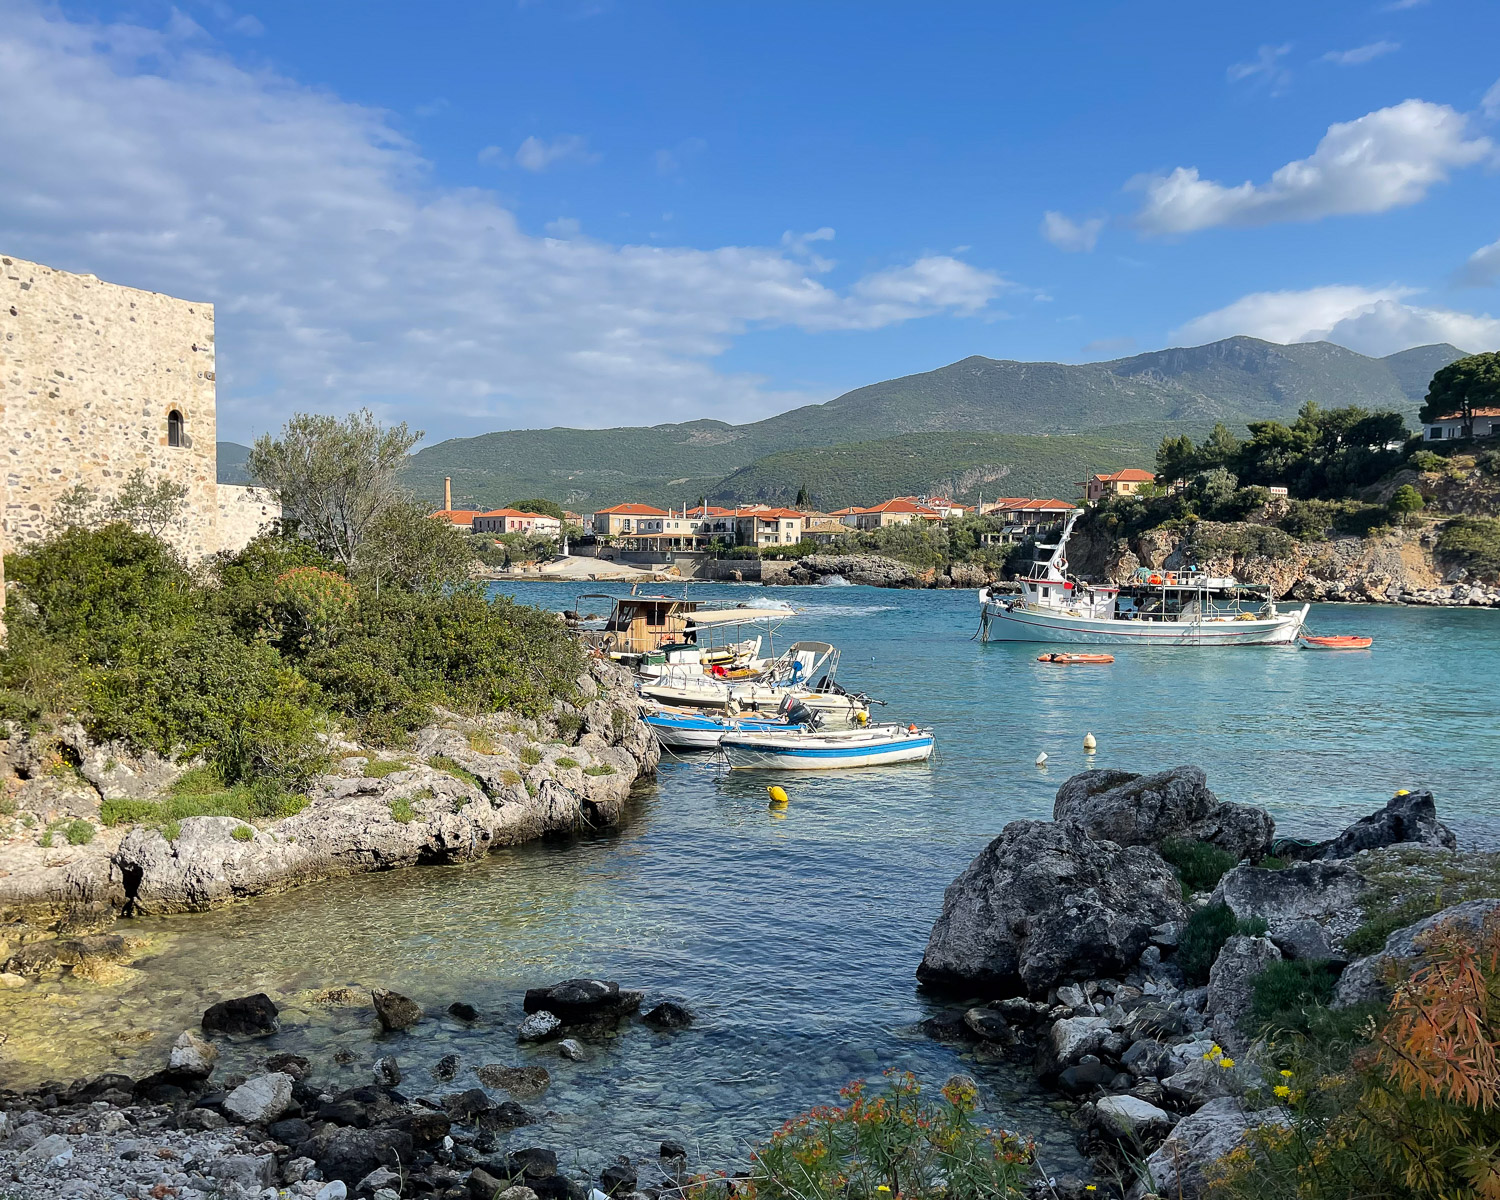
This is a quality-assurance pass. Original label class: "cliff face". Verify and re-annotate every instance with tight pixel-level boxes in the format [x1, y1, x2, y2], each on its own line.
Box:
[1068, 520, 1498, 606]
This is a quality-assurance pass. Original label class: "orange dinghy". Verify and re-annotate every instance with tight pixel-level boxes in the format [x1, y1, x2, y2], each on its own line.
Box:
[1299, 635, 1373, 651]
[1038, 652, 1116, 664]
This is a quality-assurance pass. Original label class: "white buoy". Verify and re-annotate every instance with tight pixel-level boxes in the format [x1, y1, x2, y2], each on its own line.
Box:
[1036, 751, 1049, 766]
[1083, 732, 1097, 753]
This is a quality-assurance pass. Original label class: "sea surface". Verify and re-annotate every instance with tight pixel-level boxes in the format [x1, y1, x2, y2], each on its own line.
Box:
[4, 584, 1498, 1175]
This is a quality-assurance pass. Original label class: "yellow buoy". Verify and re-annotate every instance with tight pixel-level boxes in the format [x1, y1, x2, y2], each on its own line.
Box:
[856, 711, 869, 726]
[1083, 732, 1097, 753]
[767, 785, 789, 807]
[1394, 789, 1410, 797]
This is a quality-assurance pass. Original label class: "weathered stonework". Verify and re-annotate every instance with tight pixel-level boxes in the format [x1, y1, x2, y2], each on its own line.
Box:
[1, 254, 279, 633]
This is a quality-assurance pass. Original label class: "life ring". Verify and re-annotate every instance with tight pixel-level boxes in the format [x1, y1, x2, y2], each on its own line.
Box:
[1166, 572, 1178, 585]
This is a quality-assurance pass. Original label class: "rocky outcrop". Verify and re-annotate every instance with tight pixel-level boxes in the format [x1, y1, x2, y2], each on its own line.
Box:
[1054, 766, 1274, 860]
[1, 658, 657, 919]
[917, 819, 1187, 996]
[1205, 935, 1282, 1051]
[1127, 1097, 1290, 1200]
[1211, 860, 1369, 950]
[1334, 898, 1500, 1007]
[783, 554, 927, 588]
[1278, 791, 1456, 861]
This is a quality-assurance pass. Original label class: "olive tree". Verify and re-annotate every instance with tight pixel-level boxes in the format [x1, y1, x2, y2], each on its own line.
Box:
[249, 410, 420, 572]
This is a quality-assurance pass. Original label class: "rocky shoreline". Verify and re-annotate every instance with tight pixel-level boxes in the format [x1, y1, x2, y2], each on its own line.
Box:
[912, 765, 1499, 1200]
[0, 657, 658, 954]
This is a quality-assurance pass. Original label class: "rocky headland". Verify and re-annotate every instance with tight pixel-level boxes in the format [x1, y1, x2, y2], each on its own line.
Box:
[914, 765, 1498, 1200]
[0, 657, 658, 981]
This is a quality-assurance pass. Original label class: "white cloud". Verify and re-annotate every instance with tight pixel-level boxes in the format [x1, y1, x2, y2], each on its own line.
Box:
[1040, 211, 1106, 252]
[1484, 79, 1500, 120]
[1459, 236, 1500, 286]
[1173, 285, 1500, 355]
[1228, 43, 1293, 92]
[513, 133, 598, 172]
[1135, 100, 1492, 234]
[0, 4, 1007, 440]
[544, 216, 581, 237]
[1321, 40, 1399, 66]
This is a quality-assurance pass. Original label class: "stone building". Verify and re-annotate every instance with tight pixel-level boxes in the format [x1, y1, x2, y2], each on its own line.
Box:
[1, 253, 279, 633]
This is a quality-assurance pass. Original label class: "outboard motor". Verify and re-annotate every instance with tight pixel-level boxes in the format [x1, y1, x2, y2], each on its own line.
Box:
[778, 694, 820, 730]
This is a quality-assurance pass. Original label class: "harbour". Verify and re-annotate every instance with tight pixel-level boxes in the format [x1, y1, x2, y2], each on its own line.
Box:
[2, 584, 1497, 1172]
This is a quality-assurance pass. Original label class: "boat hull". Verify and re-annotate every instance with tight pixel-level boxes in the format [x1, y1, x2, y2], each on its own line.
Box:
[720, 733, 935, 770]
[980, 598, 1308, 646]
[644, 713, 790, 750]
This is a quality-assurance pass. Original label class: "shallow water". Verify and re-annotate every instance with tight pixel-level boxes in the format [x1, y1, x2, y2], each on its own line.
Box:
[4, 585, 1498, 1174]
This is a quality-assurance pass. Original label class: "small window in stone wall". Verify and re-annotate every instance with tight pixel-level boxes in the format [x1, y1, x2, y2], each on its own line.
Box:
[167, 409, 184, 448]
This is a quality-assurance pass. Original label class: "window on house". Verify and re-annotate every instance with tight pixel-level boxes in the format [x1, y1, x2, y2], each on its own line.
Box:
[167, 409, 184, 447]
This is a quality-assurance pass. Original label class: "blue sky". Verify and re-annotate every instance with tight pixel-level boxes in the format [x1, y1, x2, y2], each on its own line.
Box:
[2, 1, 1497, 444]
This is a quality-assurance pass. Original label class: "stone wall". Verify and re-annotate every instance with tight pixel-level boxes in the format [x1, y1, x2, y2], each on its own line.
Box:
[215, 484, 280, 554]
[1, 254, 278, 604]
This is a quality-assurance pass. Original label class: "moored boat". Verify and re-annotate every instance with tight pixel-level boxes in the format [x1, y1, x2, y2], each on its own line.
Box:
[719, 724, 935, 770]
[642, 705, 798, 750]
[1299, 635, 1373, 651]
[979, 513, 1308, 647]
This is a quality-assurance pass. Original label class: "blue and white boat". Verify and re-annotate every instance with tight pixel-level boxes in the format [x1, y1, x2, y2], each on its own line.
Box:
[719, 724, 936, 770]
[642, 705, 798, 751]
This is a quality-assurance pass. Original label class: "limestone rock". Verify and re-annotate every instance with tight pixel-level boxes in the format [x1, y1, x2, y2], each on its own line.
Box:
[1206, 935, 1283, 1034]
[1281, 791, 1456, 861]
[517, 1010, 562, 1042]
[523, 977, 643, 1024]
[1335, 898, 1500, 1008]
[372, 987, 423, 1032]
[917, 819, 1186, 996]
[1053, 765, 1274, 860]
[202, 992, 280, 1037]
[1049, 1016, 1112, 1067]
[223, 1072, 294, 1124]
[643, 1001, 694, 1029]
[1094, 1094, 1174, 1140]
[168, 1029, 218, 1077]
[1128, 1097, 1289, 1200]
[1211, 860, 1369, 948]
[557, 1038, 586, 1061]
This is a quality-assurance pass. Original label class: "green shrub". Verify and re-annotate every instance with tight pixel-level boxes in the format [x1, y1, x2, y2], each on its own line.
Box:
[1408, 449, 1447, 473]
[467, 730, 496, 754]
[519, 745, 543, 766]
[429, 756, 484, 793]
[555, 711, 585, 744]
[100, 773, 308, 828]
[65, 819, 95, 845]
[269, 566, 355, 650]
[388, 796, 416, 824]
[555, 757, 579, 770]
[1248, 959, 1342, 1035]
[584, 763, 616, 777]
[361, 757, 410, 778]
[162, 820, 182, 841]
[1436, 516, 1500, 580]
[1177, 903, 1267, 984]
[231, 824, 254, 842]
[1160, 838, 1238, 894]
[1388, 484, 1425, 514]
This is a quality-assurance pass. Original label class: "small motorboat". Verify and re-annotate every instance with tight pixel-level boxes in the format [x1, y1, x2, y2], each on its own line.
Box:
[642, 705, 796, 751]
[1299, 635, 1373, 651]
[1037, 652, 1115, 664]
[719, 723, 935, 771]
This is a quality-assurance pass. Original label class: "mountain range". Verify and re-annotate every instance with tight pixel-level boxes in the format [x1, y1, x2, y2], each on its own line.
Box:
[219, 336, 1465, 513]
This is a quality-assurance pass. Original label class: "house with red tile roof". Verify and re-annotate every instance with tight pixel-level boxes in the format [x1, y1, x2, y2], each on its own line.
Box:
[1082, 468, 1156, 503]
[427, 509, 482, 530]
[848, 498, 943, 531]
[592, 503, 670, 537]
[473, 507, 562, 535]
[1425, 407, 1500, 442]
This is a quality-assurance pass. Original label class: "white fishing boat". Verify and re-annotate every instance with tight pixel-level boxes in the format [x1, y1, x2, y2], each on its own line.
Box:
[719, 723, 936, 770]
[978, 513, 1308, 647]
[639, 641, 872, 721]
[642, 704, 800, 751]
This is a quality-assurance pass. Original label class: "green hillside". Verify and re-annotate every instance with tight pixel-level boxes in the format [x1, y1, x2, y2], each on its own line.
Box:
[224, 337, 1465, 505]
[217, 441, 252, 484]
[706, 426, 1188, 512]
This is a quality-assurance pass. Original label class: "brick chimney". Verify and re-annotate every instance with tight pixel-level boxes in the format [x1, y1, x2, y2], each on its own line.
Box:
[444, 477, 452, 511]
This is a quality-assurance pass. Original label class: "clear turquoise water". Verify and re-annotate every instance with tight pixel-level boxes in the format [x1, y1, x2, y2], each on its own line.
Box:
[5, 584, 1497, 1176]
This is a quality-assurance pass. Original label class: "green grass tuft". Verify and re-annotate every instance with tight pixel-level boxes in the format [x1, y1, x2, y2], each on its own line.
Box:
[555, 757, 579, 770]
[583, 763, 616, 777]
[231, 824, 254, 842]
[388, 796, 416, 824]
[429, 755, 484, 793]
[362, 757, 410, 778]
[519, 745, 543, 766]
[1160, 837, 1237, 894]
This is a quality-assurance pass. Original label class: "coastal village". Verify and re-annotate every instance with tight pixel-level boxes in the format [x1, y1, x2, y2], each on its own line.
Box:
[4, 6, 1500, 1191]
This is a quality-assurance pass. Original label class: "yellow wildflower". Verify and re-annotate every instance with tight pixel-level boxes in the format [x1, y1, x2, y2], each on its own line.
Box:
[1219, 1056, 1235, 1069]
[1273, 1085, 1291, 1098]
[1280, 1069, 1293, 1078]
[1203, 1043, 1223, 1061]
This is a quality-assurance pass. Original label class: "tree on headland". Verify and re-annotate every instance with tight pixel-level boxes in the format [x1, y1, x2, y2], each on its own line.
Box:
[506, 498, 566, 521]
[1420, 352, 1500, 433]
[249, 410, 420, 572]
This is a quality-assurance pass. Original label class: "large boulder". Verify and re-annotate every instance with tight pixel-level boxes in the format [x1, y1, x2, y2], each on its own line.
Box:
[1211, 861, 1369, 949]
[223, 1072, 295, 1124]
[522, 979, 642, 1025]
[202, 993, 280, 1037]
[372, 988, 423, 1032]
[1127, 1097, 1289, 1200]
[1279, 792, 1456, 862]
[917, 819, 1186, 997]
[1334, 898, 1500, 1008]
[1054, 766, 1274, 860]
